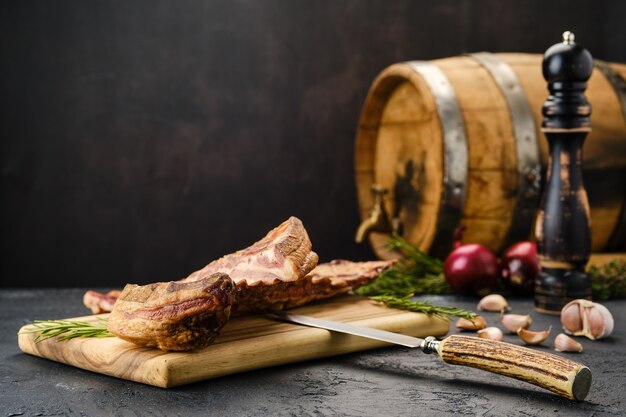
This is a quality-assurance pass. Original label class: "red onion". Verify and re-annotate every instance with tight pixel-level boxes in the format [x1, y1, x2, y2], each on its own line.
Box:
[443, 226, 499, 296]
[500, 241, 539, 295]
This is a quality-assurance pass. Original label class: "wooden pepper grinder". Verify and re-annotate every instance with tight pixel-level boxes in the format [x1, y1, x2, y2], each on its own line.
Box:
[534, 31, 593, 314]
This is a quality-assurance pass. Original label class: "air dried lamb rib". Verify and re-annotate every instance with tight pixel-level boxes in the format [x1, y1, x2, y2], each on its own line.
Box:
[234, 258, 395, 314]
[107, 260, 392, 351]
[108, 274, 234, 351]
[85, 216, 317, 315]
[83, 290, 121, 315]
[99, 217, 394, 350]
[86, 259, 394, 315]
[182, 216, 319, 286]
[107, 216, 317, 350]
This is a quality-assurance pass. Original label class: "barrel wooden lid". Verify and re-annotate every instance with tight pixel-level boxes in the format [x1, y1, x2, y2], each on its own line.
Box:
[356, 63, 445, 259]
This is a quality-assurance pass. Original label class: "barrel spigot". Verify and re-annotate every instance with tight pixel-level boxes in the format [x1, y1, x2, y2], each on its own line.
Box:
[355, 184, 393, 244]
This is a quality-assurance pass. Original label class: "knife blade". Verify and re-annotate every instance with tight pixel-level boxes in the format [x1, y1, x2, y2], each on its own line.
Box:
[269, 310, 592, 401]
[270, 311, 427, 349]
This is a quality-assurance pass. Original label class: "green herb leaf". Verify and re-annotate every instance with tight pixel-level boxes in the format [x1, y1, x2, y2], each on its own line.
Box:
[588, 259, 626, 301]
[19, 318, 113, 342]
[355, 232, 451, 297]
[356, 234, 478, 319]
[371, 295, 476, 321]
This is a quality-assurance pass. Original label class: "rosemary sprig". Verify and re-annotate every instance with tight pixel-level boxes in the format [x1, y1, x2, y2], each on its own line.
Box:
[356, 267, 450, 297]
[371, 295, 476, 321]
[355, 232, 451, 297]
[386, 232, 444, 274]
[19, 318, 113, 342]
[355, 233, 476, 319]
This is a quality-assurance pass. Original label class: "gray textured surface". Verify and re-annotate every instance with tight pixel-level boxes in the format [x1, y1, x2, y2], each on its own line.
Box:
[1, 289, 624, 416]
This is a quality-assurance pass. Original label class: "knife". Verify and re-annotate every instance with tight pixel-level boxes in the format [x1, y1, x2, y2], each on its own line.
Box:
[270, 311, 591, 401]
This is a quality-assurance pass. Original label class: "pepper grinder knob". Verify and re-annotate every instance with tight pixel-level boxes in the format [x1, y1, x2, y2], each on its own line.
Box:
[534, 32, 593, 314]
[562, 31, 575, 44]
[541, 31, 593, 129]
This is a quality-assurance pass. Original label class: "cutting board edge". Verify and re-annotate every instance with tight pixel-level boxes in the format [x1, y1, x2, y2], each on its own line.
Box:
[18, 332, 173, 388]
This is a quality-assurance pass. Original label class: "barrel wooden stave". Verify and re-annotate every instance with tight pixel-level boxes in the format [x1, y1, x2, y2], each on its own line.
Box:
[436, 56, 519, 250]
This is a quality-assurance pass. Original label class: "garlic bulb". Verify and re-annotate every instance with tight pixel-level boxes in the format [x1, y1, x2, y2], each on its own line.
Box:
[501, 314, 533, 333]
[477, 294, 510, 312]
[561, 299, 614, 340]
[477, 327, 504, 341]
[456, 315, 487, 331]
[554, 333, 583, 353]
[517, 326, 551, 345]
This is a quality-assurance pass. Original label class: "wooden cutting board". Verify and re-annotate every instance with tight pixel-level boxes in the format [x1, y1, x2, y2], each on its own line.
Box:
[18, 295, 449, 388]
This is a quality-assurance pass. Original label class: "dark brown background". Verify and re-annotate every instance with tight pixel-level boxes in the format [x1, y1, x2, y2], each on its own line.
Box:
[2, 0, 625, 287]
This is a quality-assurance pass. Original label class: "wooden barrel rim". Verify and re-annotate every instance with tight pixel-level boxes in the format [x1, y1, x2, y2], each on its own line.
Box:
[355, 66, 422, 259]
[355, 62, 469, 258]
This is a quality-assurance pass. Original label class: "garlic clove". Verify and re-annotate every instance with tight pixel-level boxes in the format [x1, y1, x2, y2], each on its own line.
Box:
[561, 300, 583, 334]
[517, 326, 551, 345]
[500, 313, 533, 333]
[587, 306, 605, 339]
[477, 294, 510, 312]
[592, 303, 614, 339]
[456, 315, 487, 331]
[554, 333, 583, 353]
[477, 327, 504, 341]
[561, 299, 614, 340]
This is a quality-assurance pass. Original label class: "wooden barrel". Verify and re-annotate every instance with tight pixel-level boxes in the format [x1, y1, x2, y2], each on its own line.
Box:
[355, 53, 626, 259]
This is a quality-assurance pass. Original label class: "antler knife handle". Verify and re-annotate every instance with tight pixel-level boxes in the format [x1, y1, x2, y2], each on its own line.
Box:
[436, 335, 591, 400]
